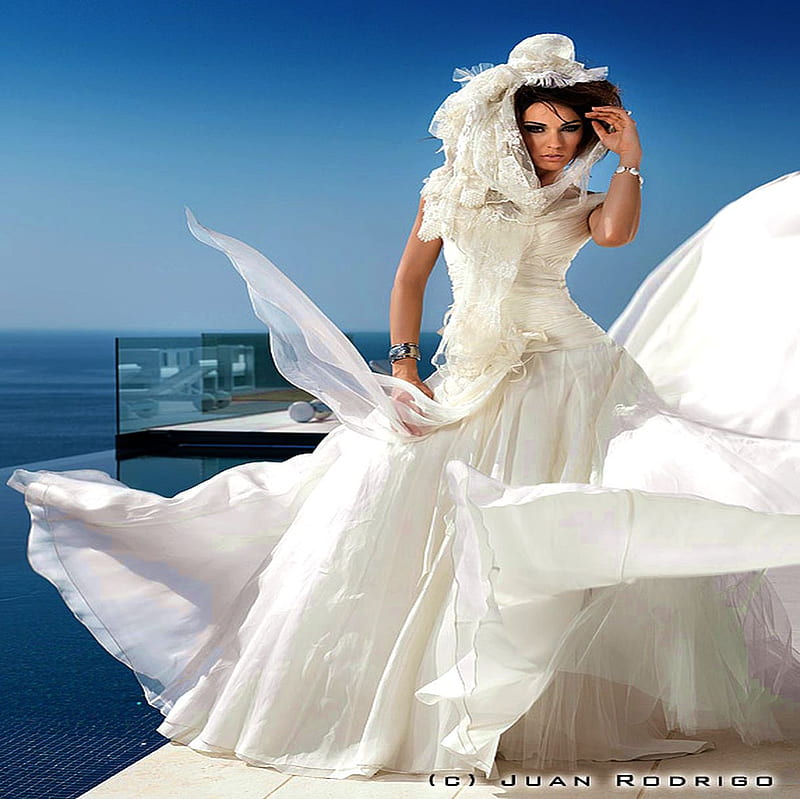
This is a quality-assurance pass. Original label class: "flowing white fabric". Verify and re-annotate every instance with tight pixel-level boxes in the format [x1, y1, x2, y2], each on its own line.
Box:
[607, 171, 800, 440]
[6, 173, 800, 780]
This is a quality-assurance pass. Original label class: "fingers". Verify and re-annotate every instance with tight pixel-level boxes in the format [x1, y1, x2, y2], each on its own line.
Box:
[586, 115, 617, 135]
[589, 105, 632, 115]
[586, 107, 635, 136]
[390, 384, 435, 436]
[586, 107, 635, 125]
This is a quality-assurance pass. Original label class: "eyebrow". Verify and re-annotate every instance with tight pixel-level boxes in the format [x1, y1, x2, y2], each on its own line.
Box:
[522, 119, 582, 126]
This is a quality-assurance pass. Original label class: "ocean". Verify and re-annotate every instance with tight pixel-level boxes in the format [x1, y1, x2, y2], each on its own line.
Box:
[0, 329, 442, 469]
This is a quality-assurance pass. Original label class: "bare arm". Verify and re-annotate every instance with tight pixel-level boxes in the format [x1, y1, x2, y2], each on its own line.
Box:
[585, 105, 643, 247]
[389, 196, 442, 389]
[587, 154, 642, 247]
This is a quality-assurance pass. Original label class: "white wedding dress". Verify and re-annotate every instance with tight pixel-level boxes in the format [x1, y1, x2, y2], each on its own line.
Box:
[7, 172, 800, 781]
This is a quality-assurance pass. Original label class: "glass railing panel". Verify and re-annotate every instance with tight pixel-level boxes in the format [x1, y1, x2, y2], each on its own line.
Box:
[116, 332, 315, 434]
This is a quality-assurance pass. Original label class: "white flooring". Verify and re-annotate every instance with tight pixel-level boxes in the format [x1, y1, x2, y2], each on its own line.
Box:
[79, 728, 800, 798]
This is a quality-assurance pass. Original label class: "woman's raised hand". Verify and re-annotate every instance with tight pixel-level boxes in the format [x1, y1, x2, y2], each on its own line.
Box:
[584, 106, 642, 161]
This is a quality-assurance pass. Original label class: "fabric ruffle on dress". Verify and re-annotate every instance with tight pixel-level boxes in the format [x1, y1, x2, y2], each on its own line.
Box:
[7, 172, 800, 780]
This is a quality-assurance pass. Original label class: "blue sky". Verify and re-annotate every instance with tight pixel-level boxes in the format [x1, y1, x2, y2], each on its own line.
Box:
[2, 0, 797, 333]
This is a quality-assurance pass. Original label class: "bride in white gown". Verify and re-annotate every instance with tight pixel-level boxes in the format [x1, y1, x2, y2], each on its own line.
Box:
[7, 34, 800, 781]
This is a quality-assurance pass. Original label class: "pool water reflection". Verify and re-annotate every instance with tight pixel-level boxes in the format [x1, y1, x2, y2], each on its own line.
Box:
[0, 449, 265, 799]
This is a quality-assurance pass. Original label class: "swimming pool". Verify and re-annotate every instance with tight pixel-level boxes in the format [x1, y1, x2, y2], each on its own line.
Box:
[0, 449, 260, 799]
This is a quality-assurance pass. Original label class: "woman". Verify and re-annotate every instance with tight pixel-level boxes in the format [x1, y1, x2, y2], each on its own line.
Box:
[8, 34, 800, 781]
[390, 84, 641, 405]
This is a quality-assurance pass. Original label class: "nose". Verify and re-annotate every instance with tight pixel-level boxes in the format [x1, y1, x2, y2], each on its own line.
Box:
[542, 130, 566, 151]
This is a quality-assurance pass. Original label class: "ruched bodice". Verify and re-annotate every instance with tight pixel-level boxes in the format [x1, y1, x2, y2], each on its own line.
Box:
[507, 190, 609, 351]
[442, 189, 609, 355]
[503, 279, 608, 352]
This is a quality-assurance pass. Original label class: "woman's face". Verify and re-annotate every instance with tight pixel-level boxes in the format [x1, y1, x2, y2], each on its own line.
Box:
[519, 101, 584, 181]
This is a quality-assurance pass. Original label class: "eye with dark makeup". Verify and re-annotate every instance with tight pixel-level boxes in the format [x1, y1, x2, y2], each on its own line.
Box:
[522, 123, 583, 134]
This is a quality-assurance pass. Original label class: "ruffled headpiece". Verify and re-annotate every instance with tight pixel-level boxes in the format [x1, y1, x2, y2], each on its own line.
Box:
[418, 33, 610, 381]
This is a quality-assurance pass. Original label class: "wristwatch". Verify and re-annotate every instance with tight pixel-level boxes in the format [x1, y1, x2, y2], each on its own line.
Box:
[613, 165, 644, 187]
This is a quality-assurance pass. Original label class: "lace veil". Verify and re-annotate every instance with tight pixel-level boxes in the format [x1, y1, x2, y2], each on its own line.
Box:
[417, 33, 610, 381]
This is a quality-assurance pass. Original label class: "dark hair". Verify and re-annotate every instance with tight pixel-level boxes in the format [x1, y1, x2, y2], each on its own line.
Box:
[513, 81, 623, 160]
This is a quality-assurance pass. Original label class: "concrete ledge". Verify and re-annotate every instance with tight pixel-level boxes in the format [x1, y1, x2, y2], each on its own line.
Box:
[79, 730, 800, 798]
